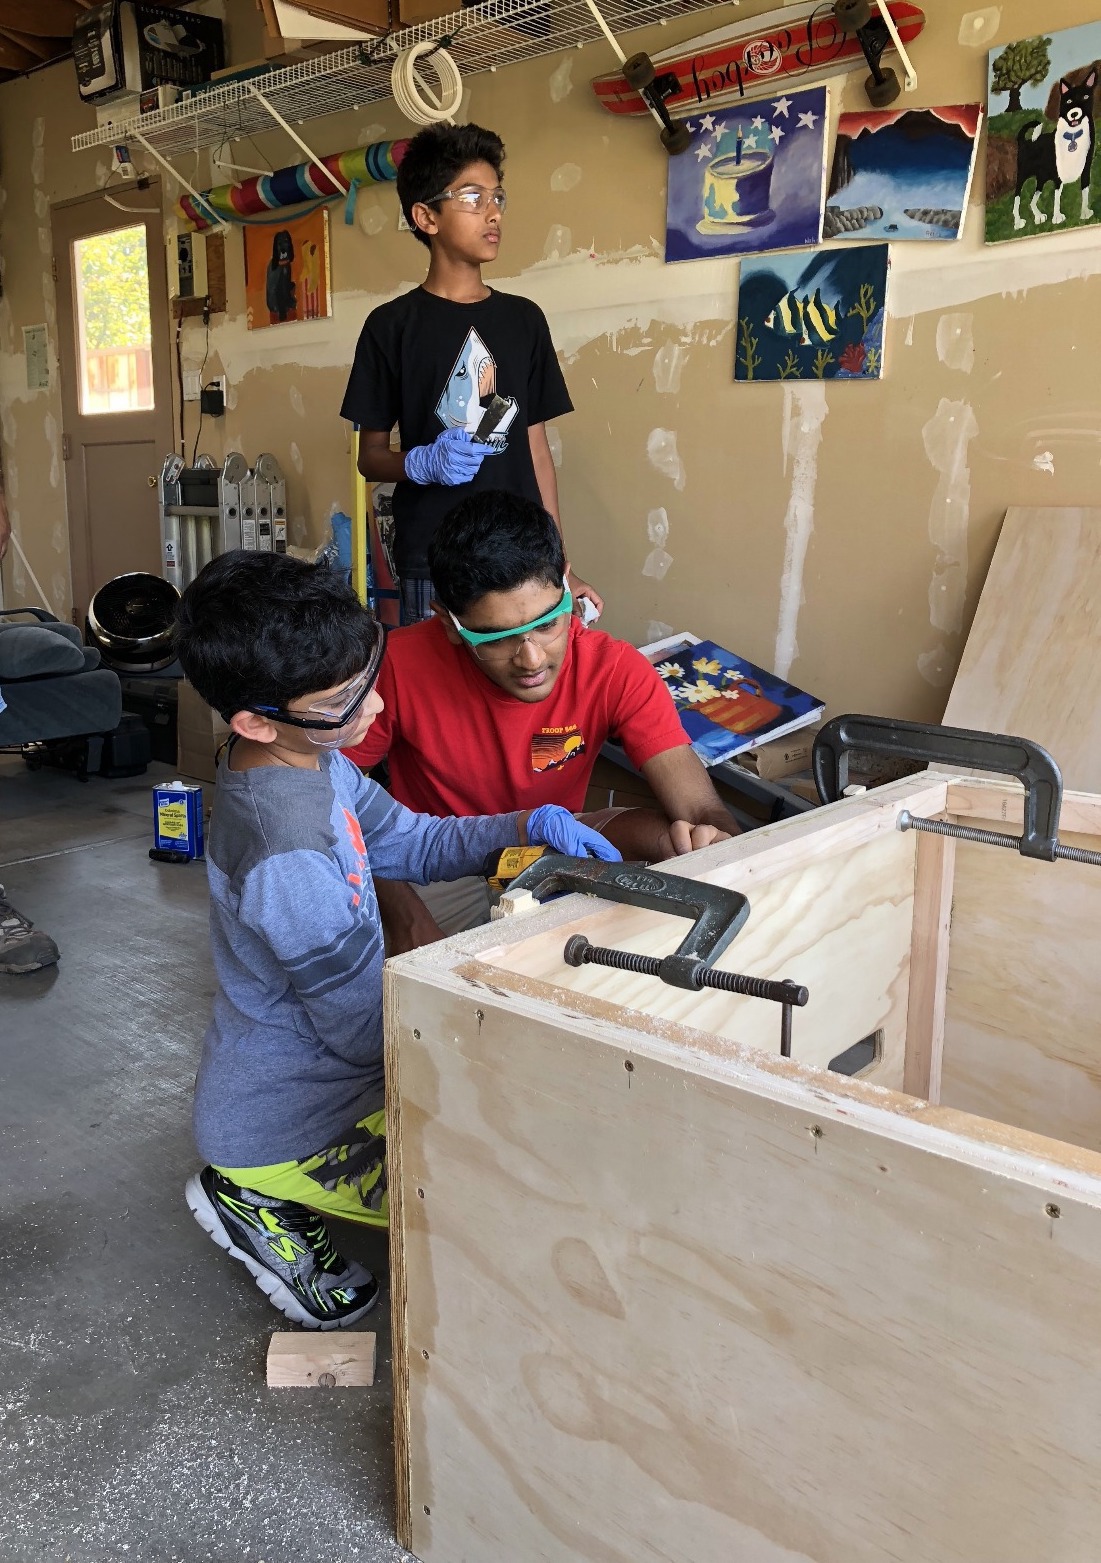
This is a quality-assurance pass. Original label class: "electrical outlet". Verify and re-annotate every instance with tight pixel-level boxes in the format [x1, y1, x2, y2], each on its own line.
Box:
[209, 375, 227, 404]
[183, 370, 202, 401]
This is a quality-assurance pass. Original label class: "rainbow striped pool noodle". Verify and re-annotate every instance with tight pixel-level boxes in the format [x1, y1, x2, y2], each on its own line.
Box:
[176, 139, 409, 231]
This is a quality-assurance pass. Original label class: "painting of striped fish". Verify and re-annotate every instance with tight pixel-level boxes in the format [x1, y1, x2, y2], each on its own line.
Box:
[763, 287, 840, 346]
[735, 244, 889, 380]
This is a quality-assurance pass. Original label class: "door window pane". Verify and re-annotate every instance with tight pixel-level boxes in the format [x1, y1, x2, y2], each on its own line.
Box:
[73, 225, 154, 415]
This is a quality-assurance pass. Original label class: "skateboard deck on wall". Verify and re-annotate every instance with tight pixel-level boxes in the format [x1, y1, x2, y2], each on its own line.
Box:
[592, 0, 925, 119]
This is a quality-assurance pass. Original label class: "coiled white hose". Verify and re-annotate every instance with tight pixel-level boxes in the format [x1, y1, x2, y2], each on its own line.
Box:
[391, 41, 464, 126]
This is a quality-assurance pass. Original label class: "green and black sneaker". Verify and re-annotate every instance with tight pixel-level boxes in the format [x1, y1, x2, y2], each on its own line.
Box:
[185, 1166, 379, 1330]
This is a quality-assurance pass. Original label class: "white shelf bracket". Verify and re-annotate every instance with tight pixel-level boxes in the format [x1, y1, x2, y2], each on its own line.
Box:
[247, 84, 351, 195]
[131, 128, 229, 231]
[874, 0, 917, 92]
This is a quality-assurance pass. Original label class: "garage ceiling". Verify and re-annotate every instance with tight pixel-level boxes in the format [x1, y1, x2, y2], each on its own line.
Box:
[0, 0, 94, 84]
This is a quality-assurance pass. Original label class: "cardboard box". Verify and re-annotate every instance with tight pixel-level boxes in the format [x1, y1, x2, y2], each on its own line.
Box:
[176, 679, 230, 785]
[397, 0, 458, 25]
[734, 720, 825, 781]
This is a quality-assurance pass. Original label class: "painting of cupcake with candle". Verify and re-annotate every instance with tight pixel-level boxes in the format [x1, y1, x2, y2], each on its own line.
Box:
[666, 83, 830, 263]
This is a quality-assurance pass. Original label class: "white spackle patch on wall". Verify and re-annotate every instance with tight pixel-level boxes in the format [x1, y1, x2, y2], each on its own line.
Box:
[549, 57, 574, 102]
[357, 123, 387, 143]
[922, 397, 979, 637]
[292, 514, 308, 544]
[959, 7, 1000, 45]
[647, 619, 675, 643]
[31, 118, 45, 186]
[1032, 450, 1055, 475]
[774, 383, 828, 680]
[38, 227, 50, 258]
[652, 341, 688, 394]
[543, 224, 573, 261]
[646, 428, 686, 491]
[33, 190, 48, 220]
[936, 312, 975, 373]
[359, 203, 388, 236]
[550, 163, 582, 193]
[917, 644, 955, 688]
[43, 413, 61, 489]
[546, 425, 563, 467]
[642, 506, 673, 580]
[52, 519, 64, 551]
[289, 441, 304, 474]
[289, 386, 305, 418]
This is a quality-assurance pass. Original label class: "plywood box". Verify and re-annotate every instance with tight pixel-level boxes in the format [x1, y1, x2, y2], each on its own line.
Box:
[385, 773, 1101, 1563]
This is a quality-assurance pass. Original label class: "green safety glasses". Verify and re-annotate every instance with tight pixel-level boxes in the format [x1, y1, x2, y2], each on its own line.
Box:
[449, 577, 573, 664]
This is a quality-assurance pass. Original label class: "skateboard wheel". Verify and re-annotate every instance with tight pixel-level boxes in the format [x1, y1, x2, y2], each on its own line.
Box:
[865, 65, 901, 106]
[623, 51, 655, 89]
[661, 121, 693, 156]
[834, 0, 873, 32]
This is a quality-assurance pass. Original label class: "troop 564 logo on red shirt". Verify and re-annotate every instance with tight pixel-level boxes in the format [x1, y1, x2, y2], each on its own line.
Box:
[531, 726, 586, 774]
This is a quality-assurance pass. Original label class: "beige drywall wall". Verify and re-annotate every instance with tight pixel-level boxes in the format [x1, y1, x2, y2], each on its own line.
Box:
[1, 0, 1100, 725]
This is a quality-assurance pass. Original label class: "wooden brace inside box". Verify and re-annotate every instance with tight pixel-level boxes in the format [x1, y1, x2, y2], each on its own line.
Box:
[384, 773, 1101, 1563]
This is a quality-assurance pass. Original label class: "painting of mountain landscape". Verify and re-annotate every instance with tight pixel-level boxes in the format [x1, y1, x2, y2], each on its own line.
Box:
[826, 106, 983, 241]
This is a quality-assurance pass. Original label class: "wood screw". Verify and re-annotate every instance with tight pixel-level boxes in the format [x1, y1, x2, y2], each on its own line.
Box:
[475, 1009, 485, 1021]
[413, 1029, 421, 1039]
[1046, 1202, 1061, 1219]
[624, 1059, 634, 1073]
[417, 1187, 425, 1199]
[423, 1506, 431, 1516]
[810, 1125, 824, 1140]
[317, 1372, 336, 1388]
[422, 1349, 429, 1359]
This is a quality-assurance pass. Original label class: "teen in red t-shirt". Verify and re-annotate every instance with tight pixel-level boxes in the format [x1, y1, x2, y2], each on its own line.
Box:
[345, 492, 736, 951]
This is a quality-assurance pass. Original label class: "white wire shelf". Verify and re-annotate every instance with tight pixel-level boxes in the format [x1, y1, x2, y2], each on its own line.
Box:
[73, 0, 731, 157]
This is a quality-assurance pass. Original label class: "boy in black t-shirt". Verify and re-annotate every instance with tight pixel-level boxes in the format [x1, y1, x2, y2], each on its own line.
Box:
[340, 122, 601, 624]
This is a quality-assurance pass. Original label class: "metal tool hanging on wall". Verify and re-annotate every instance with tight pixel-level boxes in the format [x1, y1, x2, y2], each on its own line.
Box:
[508, 856, 809, 1058]
[813, 715, 1101, 869]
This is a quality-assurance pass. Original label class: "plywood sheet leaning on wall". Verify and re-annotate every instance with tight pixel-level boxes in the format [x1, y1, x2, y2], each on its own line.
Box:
[942, 507, 1101, 791]
[384, 776, 1101, 1563]
[940, 780, 1101, 1150]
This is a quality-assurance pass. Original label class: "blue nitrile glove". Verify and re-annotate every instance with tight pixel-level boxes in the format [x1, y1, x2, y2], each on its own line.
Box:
[404, 428, 488, 487]
[526, 804, 622, 862]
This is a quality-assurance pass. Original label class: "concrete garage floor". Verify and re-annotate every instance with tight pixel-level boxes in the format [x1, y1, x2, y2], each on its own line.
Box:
[0, 755, 414, 1563]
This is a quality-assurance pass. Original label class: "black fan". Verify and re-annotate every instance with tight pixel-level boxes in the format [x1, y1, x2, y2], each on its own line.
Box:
[87, 572, 180, 672]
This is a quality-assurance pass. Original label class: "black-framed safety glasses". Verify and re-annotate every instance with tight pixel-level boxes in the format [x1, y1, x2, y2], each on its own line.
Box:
[247, 624, 387, 747]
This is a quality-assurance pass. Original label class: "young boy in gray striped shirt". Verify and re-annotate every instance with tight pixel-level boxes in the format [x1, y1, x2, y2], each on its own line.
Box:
[174, 550, 618, 1330]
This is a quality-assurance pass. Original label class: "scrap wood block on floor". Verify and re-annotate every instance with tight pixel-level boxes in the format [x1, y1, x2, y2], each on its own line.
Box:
[266, 1330, 377, 1387]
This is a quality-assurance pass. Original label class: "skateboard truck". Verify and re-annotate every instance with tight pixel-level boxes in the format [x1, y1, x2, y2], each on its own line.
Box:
[508, 855, 809, 1057]
[583, 0, 691, 155]
[813, 715, 1101, 869]
[833, 0, 918, 107]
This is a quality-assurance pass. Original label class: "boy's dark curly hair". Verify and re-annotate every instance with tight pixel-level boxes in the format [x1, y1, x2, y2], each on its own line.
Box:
[396, 123, 505, 248]
[174, 551, 381, 721]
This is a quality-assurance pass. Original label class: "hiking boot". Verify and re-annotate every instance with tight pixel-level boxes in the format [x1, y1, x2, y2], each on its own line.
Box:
[185, 1166, 379, 1330]
[0, 886, 60, 974]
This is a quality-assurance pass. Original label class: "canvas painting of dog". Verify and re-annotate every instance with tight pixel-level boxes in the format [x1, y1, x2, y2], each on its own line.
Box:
[986, 22, 1101, 244]
[244, 207, 331, 329]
